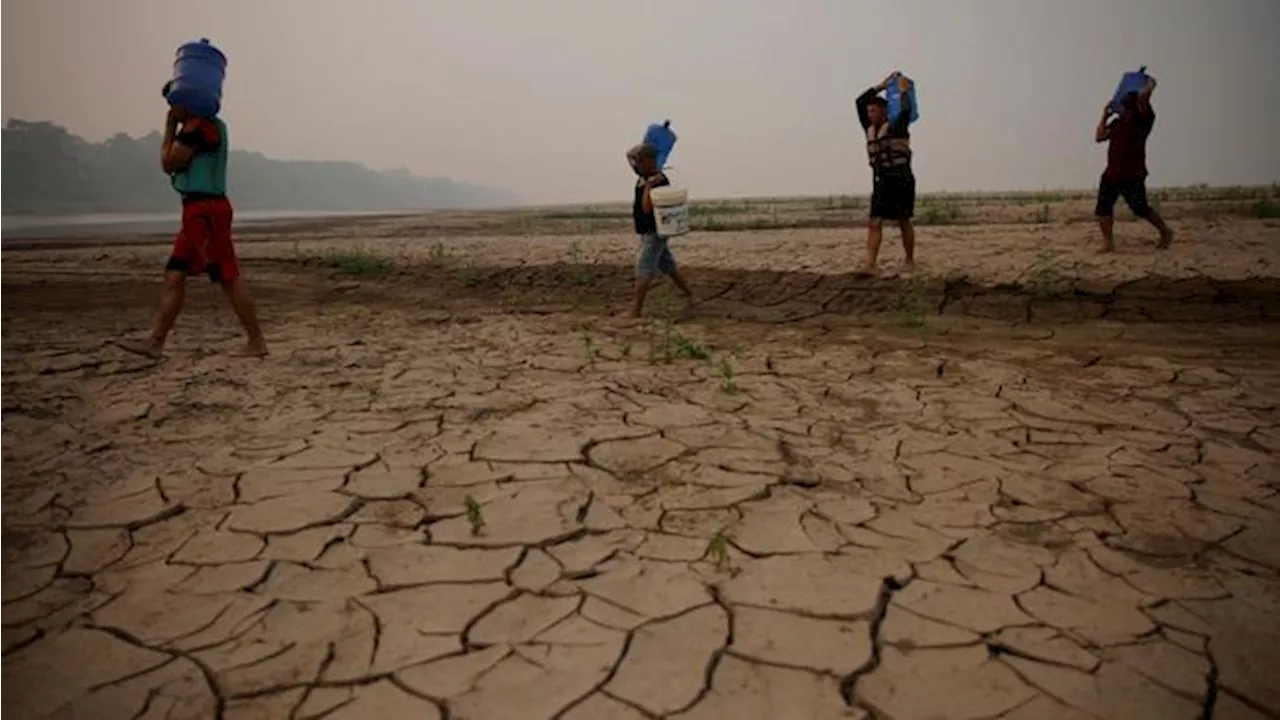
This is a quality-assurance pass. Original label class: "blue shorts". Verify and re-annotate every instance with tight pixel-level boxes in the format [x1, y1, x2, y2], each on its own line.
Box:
[636, 233, 677, 279]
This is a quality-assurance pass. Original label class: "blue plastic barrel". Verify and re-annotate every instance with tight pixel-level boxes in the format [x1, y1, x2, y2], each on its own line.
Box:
[167, 38, 227, 118]
[643, 121, 678, 168]
[886, 74, 920, 125]
[1109, 66, 1148, 114]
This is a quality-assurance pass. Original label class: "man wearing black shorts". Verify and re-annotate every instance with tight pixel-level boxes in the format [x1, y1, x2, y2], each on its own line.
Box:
[1094, 74, 1174, 252]
[855, 72, 916, 274]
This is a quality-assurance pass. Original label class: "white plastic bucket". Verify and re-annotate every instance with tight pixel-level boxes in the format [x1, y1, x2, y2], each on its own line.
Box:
[651, 186, 690, 237]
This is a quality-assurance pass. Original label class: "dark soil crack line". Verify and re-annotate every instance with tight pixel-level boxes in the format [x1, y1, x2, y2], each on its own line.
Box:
[839, 571, 915, 710]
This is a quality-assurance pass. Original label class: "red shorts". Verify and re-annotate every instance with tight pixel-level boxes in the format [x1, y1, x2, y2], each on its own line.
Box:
[166, 197, 240, 284]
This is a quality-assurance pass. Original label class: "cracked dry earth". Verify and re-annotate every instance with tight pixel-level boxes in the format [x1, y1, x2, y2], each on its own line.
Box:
[4, 253, 1280, 719]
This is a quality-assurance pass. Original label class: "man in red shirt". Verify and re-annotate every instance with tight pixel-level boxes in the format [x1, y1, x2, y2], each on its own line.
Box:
[1094, 75, 1174, 253]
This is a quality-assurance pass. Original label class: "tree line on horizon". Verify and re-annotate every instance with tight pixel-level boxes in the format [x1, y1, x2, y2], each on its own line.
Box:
[1, 119, 518, 215]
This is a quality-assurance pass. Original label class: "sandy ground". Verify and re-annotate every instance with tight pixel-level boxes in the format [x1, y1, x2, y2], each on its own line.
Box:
[3, 203, 1280, 719]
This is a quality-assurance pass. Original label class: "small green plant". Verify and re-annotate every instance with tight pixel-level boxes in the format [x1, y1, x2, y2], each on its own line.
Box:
[566, 241, 594, 285]
[462, 260, 481, 288]
[645, 288, 679, 364]
[705, 527, 736, 573]
[426, 242, 452, 268]
[1027, 251, 1066, 298]
[1255, 199, 1280, 219]
[671, 333, 710, 360]
[620, 342, 632, 359]
[765, 354, 776, 373]
[916, 204, 962, 226]
[580, 329, 597, 366]
[827, 194, 862, 210]
[651, 321, 675, 365]
[300, 249, 395, 276]
[718, 358, 739, 394]
[464, 495, 486, 537]
[893, 274, 929, 329]
[693, 215, 725, 232]
[1034, 204, 1051, 224]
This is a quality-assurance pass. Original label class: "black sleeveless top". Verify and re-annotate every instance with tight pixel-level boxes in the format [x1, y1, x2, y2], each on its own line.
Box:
[632, 174, 670, 234]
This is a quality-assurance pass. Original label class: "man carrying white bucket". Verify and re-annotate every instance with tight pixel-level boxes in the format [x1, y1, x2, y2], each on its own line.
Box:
[622, 143, 695, 320]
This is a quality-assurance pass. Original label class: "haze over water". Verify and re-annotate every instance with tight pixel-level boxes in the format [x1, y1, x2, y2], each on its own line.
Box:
[4, 0, 1279, 205]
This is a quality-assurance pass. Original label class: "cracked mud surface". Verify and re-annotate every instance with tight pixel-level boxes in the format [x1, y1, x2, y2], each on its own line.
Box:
[4, 219, 1280, 719]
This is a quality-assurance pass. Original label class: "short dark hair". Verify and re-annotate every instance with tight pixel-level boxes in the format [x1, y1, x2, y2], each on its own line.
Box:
[634, 142, 659, 160]
[162, 80, 174, 99]
[866, 96, 888, 110]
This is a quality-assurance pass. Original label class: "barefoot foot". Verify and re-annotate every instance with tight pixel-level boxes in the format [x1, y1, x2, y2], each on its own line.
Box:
[115, 338, 164, 359]
[230, 343, 269, 358]
[611, 311, 642, 327]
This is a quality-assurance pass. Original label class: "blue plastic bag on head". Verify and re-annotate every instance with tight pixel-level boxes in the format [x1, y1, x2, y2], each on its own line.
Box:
[887, 74, 920, 125]
[643, 121, 677, 168]
[1109, 66, 1148, 113]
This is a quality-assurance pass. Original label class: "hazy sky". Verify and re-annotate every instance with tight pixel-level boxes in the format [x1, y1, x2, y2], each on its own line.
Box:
[4, 0, 1279, 205]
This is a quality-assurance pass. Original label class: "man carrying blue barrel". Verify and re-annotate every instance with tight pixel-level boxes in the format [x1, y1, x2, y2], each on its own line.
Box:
[118, 81, 268, 358]
[1093, 74, 1174, 253]
[855, 72, 916, 275]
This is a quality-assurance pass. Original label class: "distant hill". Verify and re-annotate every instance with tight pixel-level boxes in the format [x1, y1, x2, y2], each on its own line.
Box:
[1, 119, 518, 215]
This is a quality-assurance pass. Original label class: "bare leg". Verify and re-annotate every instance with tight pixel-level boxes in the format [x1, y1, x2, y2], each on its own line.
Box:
[221, 280, 268, 356]
[118, 271, 186, 358]
[629, 277, 655, 318]
[1097, 215, 1115, 253]
[668, 271, 695, 317]
[858, 218, 884, 274]
[1146, 212, 1174, 249]
[898, 219, 916, 269]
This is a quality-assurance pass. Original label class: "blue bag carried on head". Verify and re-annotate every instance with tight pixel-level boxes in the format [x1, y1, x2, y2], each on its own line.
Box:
[1109, 66, 1149, 114]
[167, 38, 227, 118]
[643, 121, 678, 169]
[886, 74, 920, 125]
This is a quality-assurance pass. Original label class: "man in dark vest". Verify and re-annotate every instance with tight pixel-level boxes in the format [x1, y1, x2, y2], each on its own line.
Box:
[855, 72, 916, 275]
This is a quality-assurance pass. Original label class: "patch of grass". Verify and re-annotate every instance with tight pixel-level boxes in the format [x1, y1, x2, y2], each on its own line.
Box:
[671, 333, 710, 360]
[893, 274, 929, 329]
[717, 358, 739, 394]
[915, 204, 963, 226]
[462, 260, 482, 288]
[1034, 204, 1052, 224]
[648, 320, 677, 365]
[580, 329, 597, 366]
[539, 208, 627, 221]
[426, 242, 453, 268]
[298, 248, 396, 276]
[567, 241, 594, 285]
[1027, 251, 1067, 298]
[692, 215, 726, 232]
[620, 342, 632, 359]
[1255, 199, 1280, 219]
[689, 201, 754, 217]
[705, 527, 737, 573]
[464, 494, 486, 537]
